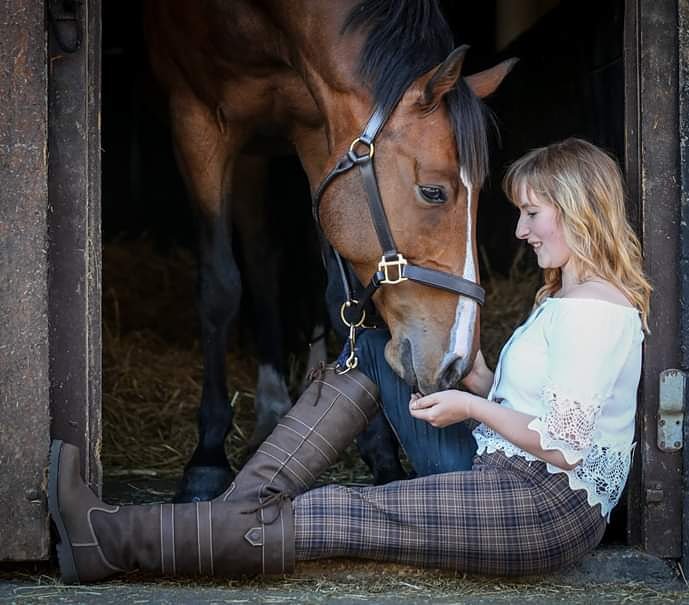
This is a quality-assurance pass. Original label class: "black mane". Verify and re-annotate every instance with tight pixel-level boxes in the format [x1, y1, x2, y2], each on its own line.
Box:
[343, 0, 491, 187]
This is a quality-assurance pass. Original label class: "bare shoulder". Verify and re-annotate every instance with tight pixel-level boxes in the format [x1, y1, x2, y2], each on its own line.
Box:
[565, 280, 634, 308]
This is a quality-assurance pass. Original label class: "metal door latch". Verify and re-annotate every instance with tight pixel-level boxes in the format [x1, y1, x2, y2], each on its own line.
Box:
[658, 369, 686, 452]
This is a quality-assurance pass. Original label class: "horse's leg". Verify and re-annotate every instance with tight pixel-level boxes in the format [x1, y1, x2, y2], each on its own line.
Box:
[232, 154, 293, 451]
[169, 95, 242, 502]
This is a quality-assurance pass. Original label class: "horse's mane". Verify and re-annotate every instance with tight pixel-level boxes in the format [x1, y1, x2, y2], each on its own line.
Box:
[343, 0, 491, 187]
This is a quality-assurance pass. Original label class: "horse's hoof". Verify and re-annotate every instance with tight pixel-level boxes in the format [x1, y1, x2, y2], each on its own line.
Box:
[174, 465, 235, 502]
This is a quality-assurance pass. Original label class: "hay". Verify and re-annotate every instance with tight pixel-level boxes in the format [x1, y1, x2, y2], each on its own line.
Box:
[102, 240, 539, 482]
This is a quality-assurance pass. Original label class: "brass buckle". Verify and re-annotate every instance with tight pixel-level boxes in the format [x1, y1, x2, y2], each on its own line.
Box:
[378, 254, 408, 285]
[349, 137, 375, 161]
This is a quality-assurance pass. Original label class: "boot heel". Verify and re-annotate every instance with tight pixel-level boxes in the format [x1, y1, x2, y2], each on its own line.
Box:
[48, 440, 80, 584]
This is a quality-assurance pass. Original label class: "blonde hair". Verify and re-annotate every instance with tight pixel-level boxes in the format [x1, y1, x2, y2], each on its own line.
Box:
[503, 138, 651, 331]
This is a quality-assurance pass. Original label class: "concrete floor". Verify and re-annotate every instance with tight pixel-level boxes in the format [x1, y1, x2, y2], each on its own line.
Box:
[1, 547, 687, 605]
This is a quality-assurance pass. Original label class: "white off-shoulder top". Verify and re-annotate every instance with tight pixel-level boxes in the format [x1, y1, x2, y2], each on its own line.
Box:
[473, 297, 644, 520]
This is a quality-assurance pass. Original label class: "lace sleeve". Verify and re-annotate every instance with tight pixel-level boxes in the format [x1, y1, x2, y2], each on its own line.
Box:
[528, 386, 604, 465]
[527, 302, 637, 465]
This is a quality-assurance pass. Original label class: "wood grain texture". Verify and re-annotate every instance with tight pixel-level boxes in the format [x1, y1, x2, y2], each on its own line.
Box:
[0, 0, 51, 561]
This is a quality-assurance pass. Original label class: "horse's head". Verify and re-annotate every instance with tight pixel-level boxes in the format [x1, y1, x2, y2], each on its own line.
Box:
[319, 48, 515, 394]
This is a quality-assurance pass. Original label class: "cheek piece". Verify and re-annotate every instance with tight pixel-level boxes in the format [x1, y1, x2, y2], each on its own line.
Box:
[312, 100, 485, 372]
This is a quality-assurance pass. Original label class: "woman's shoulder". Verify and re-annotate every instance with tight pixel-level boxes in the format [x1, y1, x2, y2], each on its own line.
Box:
[555, 280, 636, 309]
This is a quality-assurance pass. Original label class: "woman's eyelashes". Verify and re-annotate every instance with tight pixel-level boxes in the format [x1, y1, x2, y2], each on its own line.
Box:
[417, 184, 448, 204]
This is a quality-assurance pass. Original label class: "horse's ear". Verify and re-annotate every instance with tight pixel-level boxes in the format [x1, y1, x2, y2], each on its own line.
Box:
[464, 58, 519, 99]
[414, 45, 469, 115]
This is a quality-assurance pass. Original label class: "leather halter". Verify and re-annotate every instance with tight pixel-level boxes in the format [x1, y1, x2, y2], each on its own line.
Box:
[312, 102, 486, 371]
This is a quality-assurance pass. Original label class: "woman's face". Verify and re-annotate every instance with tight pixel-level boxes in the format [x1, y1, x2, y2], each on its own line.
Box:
[514, 183, 572, 269]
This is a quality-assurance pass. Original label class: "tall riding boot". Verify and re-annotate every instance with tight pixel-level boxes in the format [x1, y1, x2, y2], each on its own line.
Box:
[48, 440, 293, 584]
[215, 365, 380, 507]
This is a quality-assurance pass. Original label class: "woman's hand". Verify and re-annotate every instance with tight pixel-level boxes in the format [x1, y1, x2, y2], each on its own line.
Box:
[409, 390, 475, 428]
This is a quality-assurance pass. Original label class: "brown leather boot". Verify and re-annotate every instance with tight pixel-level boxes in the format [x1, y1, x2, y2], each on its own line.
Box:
[48, 440, 293, 584]
[215, 365, 379, 507]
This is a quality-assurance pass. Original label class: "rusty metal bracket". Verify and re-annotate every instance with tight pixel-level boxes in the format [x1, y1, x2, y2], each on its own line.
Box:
[658, 369, 686, 452]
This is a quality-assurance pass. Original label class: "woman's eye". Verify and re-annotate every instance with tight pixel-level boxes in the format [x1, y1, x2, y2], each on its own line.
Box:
[527, 212, 537, 218]
[418, 185, 448, 204]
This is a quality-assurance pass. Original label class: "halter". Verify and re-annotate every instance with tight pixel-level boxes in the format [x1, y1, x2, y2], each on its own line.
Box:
[312, 101, 486, 372]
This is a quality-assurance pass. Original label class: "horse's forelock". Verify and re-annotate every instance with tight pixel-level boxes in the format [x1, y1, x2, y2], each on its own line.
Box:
[343, 0, 492, 189]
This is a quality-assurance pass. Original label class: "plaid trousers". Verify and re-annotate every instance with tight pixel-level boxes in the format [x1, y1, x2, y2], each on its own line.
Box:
[294, 451, 606, 576]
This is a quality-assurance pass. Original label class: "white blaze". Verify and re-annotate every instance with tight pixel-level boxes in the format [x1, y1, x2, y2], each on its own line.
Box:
[446, 170, 478, 366]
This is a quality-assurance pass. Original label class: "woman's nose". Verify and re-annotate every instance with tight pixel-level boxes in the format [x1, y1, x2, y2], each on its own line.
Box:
[515, 216, 528, 239]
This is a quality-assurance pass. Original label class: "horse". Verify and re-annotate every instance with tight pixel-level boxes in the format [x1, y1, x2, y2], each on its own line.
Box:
[144, 0, 515, 502]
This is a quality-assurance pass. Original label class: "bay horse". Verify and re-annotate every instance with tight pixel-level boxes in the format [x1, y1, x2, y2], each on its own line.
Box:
[145, 0, 515, 502]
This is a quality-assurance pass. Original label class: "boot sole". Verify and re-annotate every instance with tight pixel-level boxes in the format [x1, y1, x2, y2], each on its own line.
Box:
[48, 440, 80, 584]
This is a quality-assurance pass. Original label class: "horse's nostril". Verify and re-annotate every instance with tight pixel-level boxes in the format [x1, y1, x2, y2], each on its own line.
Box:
[438, 357, 464, 390]
[399, 338, 416, 386]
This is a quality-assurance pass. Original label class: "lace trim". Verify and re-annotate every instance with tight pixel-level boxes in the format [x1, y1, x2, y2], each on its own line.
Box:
[473, 425, 633, 520]
[528, 386, 604, 463]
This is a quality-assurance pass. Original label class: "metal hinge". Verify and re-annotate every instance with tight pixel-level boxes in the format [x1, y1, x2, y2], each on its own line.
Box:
[658, 369, 686, 452]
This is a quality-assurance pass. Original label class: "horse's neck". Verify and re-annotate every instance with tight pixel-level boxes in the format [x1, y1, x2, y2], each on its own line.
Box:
[150, 0, 374, 188]
[261, 1, 373, 187]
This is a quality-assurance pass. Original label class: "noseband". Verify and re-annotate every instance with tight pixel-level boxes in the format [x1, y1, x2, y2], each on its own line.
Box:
[312, 101, 486, 372]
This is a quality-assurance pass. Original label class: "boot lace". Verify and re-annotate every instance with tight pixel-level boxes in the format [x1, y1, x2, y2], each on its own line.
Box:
[241, 486, 291, 524]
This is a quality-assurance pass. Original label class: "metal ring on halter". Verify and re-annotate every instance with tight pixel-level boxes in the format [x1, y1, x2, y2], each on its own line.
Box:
[348, 137, 375, 161]
[340, 300, 366, 328]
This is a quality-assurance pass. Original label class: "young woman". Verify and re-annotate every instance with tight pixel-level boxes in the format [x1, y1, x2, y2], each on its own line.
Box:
[49, 138, 651, 582]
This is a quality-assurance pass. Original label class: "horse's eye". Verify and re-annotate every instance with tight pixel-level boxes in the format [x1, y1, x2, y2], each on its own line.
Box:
[418, 185, 448, 204]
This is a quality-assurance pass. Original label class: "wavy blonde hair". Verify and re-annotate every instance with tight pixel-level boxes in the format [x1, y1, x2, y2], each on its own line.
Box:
[503, 138, 651, 331]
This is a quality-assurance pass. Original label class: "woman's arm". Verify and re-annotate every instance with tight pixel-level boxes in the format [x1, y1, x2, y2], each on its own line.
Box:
[460, 350, 494, 397]
[409, 391, 580, 471]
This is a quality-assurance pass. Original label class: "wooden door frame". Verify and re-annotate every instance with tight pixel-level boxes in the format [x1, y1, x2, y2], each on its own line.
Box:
[0, 0, 101, 561]
[47, 0, 103, 497]
[624, 0, 684, 557]
[0, 0, 51, 562]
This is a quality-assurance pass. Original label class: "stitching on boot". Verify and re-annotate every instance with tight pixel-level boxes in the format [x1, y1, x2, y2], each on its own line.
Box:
[282, 411, 340, 456]
[260, 442, 319, 484]
[267, 423, 337, 462]
[280, 504, 285, 573]
[208, 502, 214, 576]
[260, 505, 266, 574]
[221, 481, 236, 502]
[160, 505, 165, 575]
[196, 502, 201, 575]
[270, 397, 342, 486]
[257, 450, 310, 490]
[313, 382, 371, 423]
[339, 373, 380, 408]
[85, 507, 126, 572]
[171, 504, 177, 575]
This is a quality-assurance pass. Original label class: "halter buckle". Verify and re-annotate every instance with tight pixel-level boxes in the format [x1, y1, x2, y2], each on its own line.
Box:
[348, 137, 375, 162]
[378, 254, 408, 285]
